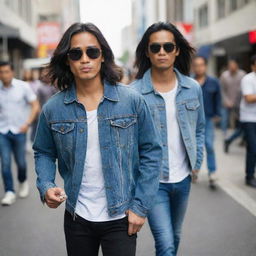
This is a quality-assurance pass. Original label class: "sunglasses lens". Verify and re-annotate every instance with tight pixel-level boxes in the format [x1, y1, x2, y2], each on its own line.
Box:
[150, 44, 161, 54]
[163, 43, 175, 53]
[68, 49, 82, 61]
[86, 47, 101, 59]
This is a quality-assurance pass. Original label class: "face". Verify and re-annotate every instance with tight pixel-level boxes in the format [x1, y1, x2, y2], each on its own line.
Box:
[67, 32, 104, 82]
[0, 65, 14, 85]
[251, 62, 256, 72]
[147, 30, 179, 71]
[193, 57, 207, 77]
[228, 60, 238, 73]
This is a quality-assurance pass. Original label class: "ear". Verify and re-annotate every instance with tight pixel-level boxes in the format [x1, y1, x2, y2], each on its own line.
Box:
[175, 47, 180, 57]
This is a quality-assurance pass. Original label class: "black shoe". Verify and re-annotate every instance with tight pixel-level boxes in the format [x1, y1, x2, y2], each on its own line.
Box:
[209, 179, 217, 190]
[245, 178, 256, 188]
[224, 140, 230, 153]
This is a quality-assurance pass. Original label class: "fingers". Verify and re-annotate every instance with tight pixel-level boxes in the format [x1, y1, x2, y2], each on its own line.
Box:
[127, 210, 145, 236]
[45, 187, 67, 208]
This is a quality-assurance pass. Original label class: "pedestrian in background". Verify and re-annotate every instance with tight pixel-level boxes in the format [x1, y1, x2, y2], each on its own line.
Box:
[220, 58, 246, 152]
[240, 54, 256, 188]
[131, 22, 205, 256]
[0, 61, 39, 206]
[193, 56, 221, 189]
[33, 22, 162, 256]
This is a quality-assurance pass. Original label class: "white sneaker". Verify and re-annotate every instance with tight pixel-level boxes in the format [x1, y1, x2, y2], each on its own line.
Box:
[1, 191, 16, 206]
[209, 173, 218, 182]
[19, 181, 29, 198]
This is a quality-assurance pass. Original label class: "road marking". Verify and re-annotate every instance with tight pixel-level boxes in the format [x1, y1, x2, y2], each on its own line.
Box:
[218, 179, 256, 217]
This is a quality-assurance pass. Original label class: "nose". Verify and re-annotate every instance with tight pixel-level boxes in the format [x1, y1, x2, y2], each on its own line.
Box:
[80, 50, 90, 63]
[159, 46, 166, 55]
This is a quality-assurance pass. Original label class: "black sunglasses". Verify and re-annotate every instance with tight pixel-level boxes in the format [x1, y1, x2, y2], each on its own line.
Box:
[67, 47, 102, 61]
[149, 42, 176, 54]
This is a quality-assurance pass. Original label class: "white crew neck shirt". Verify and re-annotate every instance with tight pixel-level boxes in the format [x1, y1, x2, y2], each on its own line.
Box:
[76, 109, 126, 222]
[158, 80, 190, 183]
[240, 72, 256, 123]
[0, 78, 36, 134]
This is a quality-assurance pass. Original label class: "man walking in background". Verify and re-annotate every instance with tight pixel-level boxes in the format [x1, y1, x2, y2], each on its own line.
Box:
[220, 58, 246, 152]
[240, 55, 256, 188]
[0, 61, 39, 205]
[193, 56, 221, 189]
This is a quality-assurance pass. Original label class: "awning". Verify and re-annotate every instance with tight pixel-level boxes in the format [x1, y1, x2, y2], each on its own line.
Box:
[0, 23, 20, 38]
[196, 45, 213, 59]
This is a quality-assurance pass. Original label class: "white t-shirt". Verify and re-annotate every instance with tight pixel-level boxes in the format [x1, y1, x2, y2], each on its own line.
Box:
[158, 81, 190, 183]
[76, 110, 126, 222]
[0, 78, 37, 134]
[240, 72, 256, 123]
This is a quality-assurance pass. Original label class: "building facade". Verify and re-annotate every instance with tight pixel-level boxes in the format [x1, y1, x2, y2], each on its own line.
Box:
[193, 0, 256, 75]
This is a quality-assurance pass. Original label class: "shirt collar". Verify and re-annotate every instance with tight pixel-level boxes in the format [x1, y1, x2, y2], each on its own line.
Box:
[0, 79, 16, 90]
[64, 80, 119, 104]
[140, 68, 191, 94]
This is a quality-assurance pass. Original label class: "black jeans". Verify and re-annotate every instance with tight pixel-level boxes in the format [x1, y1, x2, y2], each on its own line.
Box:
[64, 210, 137, 256]
[243, 122, 256, 179]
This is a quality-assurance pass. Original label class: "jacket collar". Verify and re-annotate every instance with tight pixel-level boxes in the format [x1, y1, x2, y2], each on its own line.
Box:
[141, 68, 191, 94]
[64, 80, 119, 104]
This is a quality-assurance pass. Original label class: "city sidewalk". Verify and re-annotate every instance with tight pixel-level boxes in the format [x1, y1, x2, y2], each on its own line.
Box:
[0, 129, 256, 256]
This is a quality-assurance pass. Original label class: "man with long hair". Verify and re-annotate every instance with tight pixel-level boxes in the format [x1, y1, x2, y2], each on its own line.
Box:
[33, 23, 162, 256]
[131, 22, 205, 256]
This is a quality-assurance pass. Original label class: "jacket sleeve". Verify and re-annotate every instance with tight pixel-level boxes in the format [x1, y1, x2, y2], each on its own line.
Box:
[215, 79, 222, 117]
[194, 86, 205, 170]
[32, 110, 57, 202]
[129, 95, 162, 217]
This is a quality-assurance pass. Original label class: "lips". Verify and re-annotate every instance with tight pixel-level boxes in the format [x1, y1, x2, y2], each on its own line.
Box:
[80, 67, 92, 72]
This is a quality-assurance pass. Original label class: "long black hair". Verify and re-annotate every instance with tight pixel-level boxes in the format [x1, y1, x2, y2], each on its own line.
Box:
[46, 22, 123, 90]
[134, 22, 195, 79]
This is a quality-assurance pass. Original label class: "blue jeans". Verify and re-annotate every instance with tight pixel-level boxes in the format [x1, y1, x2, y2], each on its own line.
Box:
[221, 107, 230, 134]
[148, 175, 191, 256]
[243, 122, 256, 180]
[205, 117, 216, 173]
[0, 132, 27, 192]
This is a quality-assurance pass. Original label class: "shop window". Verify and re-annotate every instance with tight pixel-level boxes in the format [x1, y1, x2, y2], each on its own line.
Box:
[217, 0, 226, 19]
[198, 4, 208, 28]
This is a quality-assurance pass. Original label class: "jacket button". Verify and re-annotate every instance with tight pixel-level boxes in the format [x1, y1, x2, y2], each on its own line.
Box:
[80, 128, 84, 133]
[60, 127, 65, 132]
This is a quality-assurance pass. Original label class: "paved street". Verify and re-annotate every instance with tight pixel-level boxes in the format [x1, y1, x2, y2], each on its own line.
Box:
[0, 129, 256, 256]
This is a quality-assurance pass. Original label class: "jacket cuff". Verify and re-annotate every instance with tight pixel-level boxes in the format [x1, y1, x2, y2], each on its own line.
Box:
[129, 201, 148, 218]
[39, 182, 57, 203]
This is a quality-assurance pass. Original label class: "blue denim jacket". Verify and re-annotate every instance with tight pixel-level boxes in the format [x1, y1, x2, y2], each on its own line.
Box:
[131, 68, 205, 181]
[33, 81, 162, 218]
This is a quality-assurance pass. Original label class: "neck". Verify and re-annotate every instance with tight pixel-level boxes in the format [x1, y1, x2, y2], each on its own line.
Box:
[75, 75, 103, 97]
[195, 74, 206, 83]
[151, 66, 176, 92]
[2, 81, 12, 88]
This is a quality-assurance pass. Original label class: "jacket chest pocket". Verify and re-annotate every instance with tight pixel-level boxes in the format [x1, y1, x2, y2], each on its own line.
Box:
[110, 117, 137, 147]
[184, 100, 200, 125]
[51, 122, 75, 151]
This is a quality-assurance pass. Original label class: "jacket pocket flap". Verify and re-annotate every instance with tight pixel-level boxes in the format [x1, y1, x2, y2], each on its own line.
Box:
[185, 101, 200, 110]
[110, 117, 137, 129]
[51, 123, 75, 134]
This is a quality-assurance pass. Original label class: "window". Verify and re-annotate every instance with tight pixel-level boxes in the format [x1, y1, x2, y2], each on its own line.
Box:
[229, 0, 238, 12]
[198, 4, 208, 28]
[217, 0, 226, 19]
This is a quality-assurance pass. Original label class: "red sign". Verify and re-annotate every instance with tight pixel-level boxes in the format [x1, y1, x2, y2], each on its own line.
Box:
[175, 22, 193, 43]
[37, 22, 61, 57]
[249, 30, 256, 44]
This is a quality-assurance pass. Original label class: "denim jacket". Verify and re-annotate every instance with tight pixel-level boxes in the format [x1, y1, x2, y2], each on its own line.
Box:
[33, 81, 162, 218]
[131, 68, 205, 181]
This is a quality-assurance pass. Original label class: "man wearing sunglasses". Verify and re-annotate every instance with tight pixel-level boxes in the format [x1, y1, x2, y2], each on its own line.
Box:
[33, 23, 162, 256]
[131, 22, 205, 256]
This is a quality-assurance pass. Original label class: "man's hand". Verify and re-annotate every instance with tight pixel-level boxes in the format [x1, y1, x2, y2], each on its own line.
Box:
[45, 187, 67, 208]
[126, 210, 146, 236]
[192, 169, 199, 183]
[19, 123, 30, 133]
